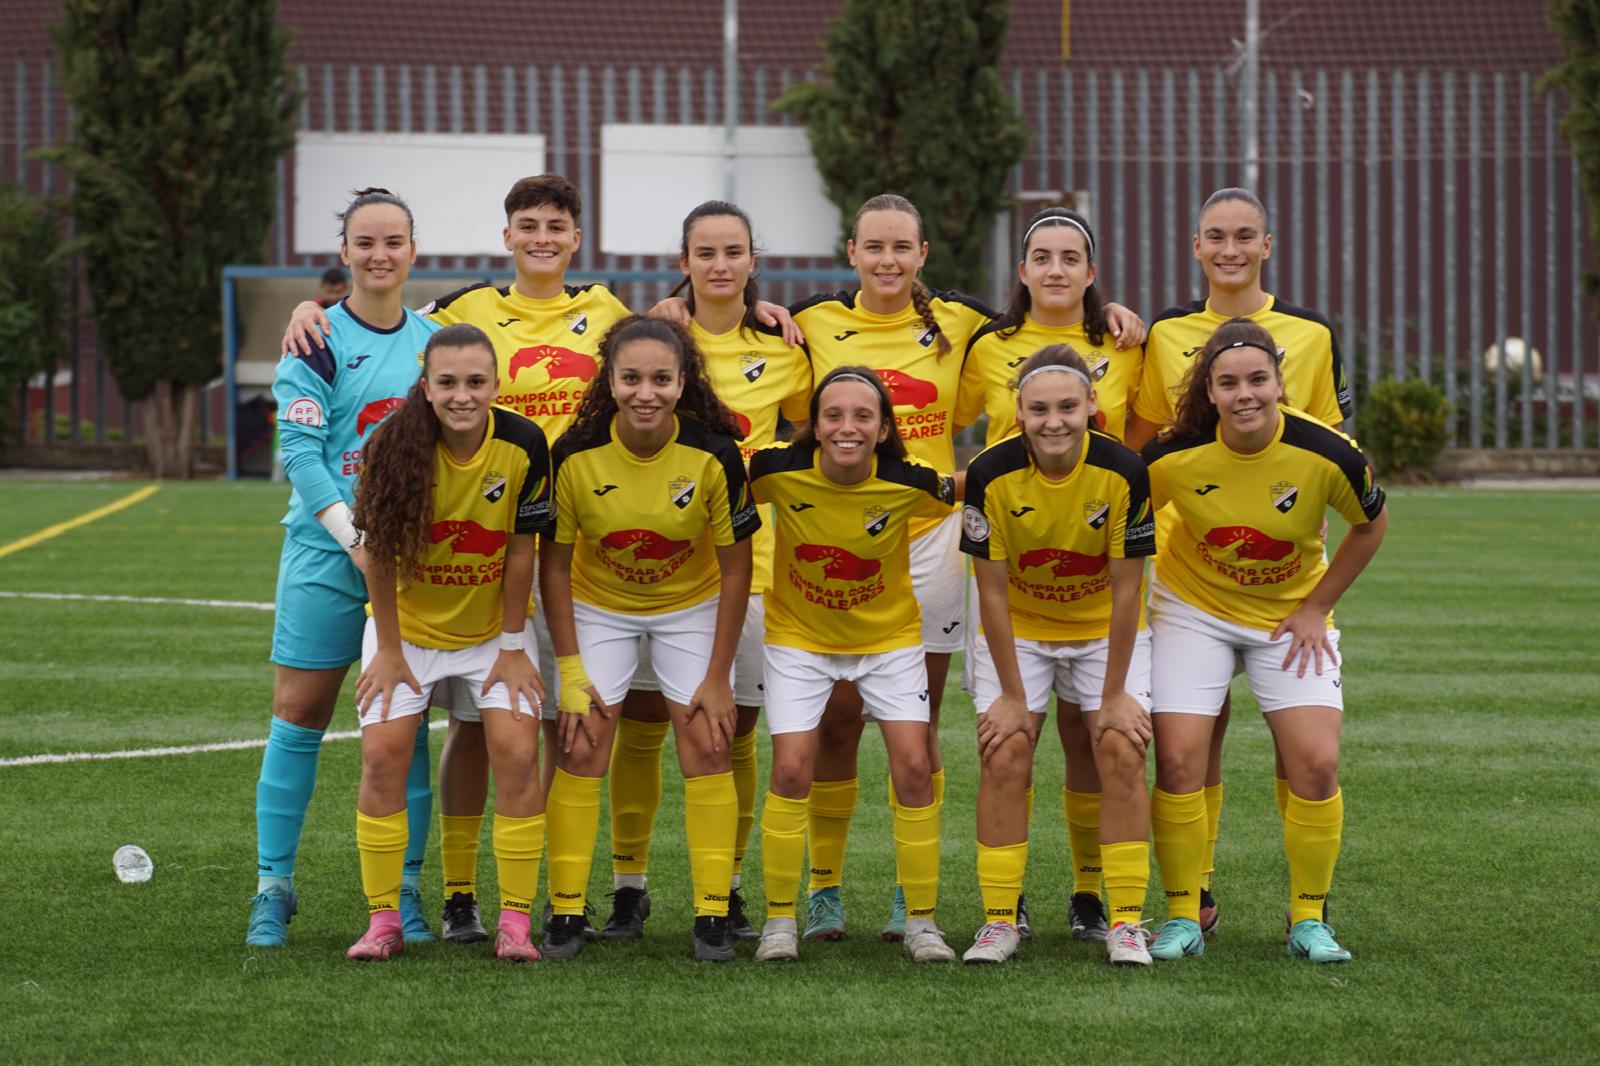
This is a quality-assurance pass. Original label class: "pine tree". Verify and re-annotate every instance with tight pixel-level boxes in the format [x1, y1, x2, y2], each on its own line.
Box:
[1546, 0, 1600, 309]
[776, 0, 1026, 295]
[48, 0, 297, 476]
[0, 186, 70, 445]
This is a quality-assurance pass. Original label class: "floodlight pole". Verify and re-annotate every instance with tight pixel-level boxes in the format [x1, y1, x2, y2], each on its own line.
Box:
[723, 0, 739, 202]
[1242, 0, 1260, 188]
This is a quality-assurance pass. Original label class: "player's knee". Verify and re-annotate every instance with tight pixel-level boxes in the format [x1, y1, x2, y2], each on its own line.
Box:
[1154, 744, 1207, 793]
[1096, 731, 1145, 782]
[982, 732, 1032, 783]
[769, 757, 811, 799]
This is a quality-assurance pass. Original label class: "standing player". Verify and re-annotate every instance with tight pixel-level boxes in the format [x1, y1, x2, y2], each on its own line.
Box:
[251, 188, 440, 947]
[958, 345, 1157, 967]
[602, 201, 812, 942]
[954, 207, 1144, 941]
[345, 324, 552, 962]
[1124, 188, 1354, 935]
[1139, 318, 1386, 963]
[539, 316, 759, 963]
[748, 367, 958, 964]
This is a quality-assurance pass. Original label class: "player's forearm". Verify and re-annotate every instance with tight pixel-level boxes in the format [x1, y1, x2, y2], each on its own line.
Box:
[1101, 559, 1143, 697]
[537, 543, 581, 659]
[1302, 508, 1387, 617]
[365, 567, 403, 650]
[975, 562, 1026, 701]
[708, 543, 753, 676]
[500, 534, 536, 634]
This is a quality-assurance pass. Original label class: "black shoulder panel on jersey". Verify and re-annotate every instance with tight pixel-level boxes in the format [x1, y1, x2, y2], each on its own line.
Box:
[1149, 299, 1208, 330]
[491, 408, 546, 451]
[1139, 429, 1210, 467]
[877, 456, 954, 504]
[427, 281, 496, 312]
[964, 317, 1008, 357]
[749, 443, 814, 482]
[967, 436, 1032, 484]
[789, 290, 854, 316]
[1085, 430, 1147, 482]
[1266, 296, 1335, 331]
[294, 344, 337, 386]
[550, 419, 614, 466]
[932, 289, 999, 320]
[1278, 410, 1384, 519]
[749, 320, 785, 340]
[563, 282, 603, 298]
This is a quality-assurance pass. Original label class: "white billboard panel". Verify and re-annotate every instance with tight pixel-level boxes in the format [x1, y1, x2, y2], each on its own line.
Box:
[293, 133, 546, 256]
[600, 124, 838, 258]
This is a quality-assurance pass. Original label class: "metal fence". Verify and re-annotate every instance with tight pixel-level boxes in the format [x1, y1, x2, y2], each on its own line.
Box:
[4, 59, 1595, 453]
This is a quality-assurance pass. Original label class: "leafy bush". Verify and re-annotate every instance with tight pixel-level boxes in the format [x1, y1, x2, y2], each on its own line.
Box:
[0, 184, 71, 444]
[1360, 378, 1450, 481]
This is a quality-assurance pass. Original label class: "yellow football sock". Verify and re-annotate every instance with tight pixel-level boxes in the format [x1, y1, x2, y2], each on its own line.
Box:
[684, 772, 738, 917]
[1201, 782, 1224, 892]
[977, 842, 1027, 925]
[1275, 776, 1290, 821]
[609, 718, 669, 877]
[931, 768, 946, 807]
[894, 800, 941, 920]
[1065, 788, 1103, 896]
[1285, 789, 1343, 925]
[730, 731, 758, 879]
[439, 813, 482, 902]
[545, 769, 602, 915]
[1151, 788, 1207, 922]
[1102, 840, 1151, 928]
[493, 813, 544, 917]
[806, 778, 857, 893]
[1025, 784, 1035, 824]
[761, 792, 808, 920]
[356, 808, 408, 914]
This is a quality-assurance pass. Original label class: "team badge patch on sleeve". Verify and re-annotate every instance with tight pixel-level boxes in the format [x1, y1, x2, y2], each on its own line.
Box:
[283, 398, 323, 427]
[962, 504, 990, 542]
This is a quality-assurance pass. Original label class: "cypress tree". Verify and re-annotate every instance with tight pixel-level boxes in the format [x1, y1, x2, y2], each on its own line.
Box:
[0, 186, 70, 445]
[48, 0, 297, 476]
[776, 0, 1027, 295]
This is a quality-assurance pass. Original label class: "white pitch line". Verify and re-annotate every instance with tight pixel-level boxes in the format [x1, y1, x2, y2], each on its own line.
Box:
[0, 719, 447, 769]
[0, 590, 275, 611]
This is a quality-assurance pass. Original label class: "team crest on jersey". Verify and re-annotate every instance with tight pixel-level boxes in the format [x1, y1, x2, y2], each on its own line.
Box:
[481, 472, 508, 503]
[740, 352, 767, 382]
[1086, 355, 1110, 380]
[669, 476, 696, 509]
[565, 312, 588, 335]
[961, 505, 990, 543]
[1270, 481, 1299, 513]
[1083, 498, 1109, 530]
[283, 397, 323, 427]
[914, 324, 938, 348]
[863, 505, 890, 537]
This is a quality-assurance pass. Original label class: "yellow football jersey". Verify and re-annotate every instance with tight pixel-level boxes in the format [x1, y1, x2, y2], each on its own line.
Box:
[553, 415, 760, 615]
[792, 289, 993, 538]
[396, 409, 553, 650]
[695, 319, 813, 596]
[749, 444, 956, 654]
[960, 432, 1154, 640]
[957, 317, 1144, 446]
[422, 282, 631, 442]
[1132, 295, 1353, 431]
[1141, 407, 1385, 632]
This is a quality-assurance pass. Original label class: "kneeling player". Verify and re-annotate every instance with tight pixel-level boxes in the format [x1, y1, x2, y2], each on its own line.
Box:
[347, 325, 552, 962]
[961, 345, 1157, 966]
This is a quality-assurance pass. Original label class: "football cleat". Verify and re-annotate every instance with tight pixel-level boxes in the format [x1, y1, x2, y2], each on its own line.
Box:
[726, 886, 759, 941]
[1068, 892, 1109, 941]
[1199, 887, 1219, 938]
[1148, 917, 1206, 960]
[803, 886, 846, 941]
[961, 921, 1021, 965]
[902, 919, 955, 963]
[540, 914, 587, 960]
[494, 922, 541, 963]
[245, 885, 297, 947]
[754, 919, 799, 963]
[601, 886, 652, 940]
[881, 885, 907, 943]
[1105, 922, 1153, 966]
[347, 921, 404, 961]
[692, 915, 736, 963]
[1015, 893, 1032, 941]
[442, 891, 489, 944]
[542, 901, 602, 942]
[398, 884, 436, 944]
[1286, 919, 1351, 963]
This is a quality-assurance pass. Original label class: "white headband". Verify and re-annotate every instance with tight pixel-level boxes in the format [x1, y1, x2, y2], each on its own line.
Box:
[827, 372, 880, 388]
[1022, 216, 1095, 260]
[1017, 364, 1093, 391]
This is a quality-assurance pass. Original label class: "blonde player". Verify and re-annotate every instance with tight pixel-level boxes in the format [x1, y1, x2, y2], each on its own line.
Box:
[346, 323, 552, 963]
[539, 315, 759, 963]
[1125, 187, 1355, 936]
[602, 201, 812, 942]
[1138, 318, 1386, 963]
[747, 366, 958, 964]
[954, 206, 1144, 941]
[959, 345, 1157, 967]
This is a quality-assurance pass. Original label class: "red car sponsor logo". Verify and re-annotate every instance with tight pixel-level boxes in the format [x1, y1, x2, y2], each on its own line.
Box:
[507, 344, 598, 383]
[734, 411, 752, 438]
[600, 528, 691, 561]
[872, 368, 938, 410]
[430, 519, 507, 557]
[356, 396, 405, 436]
[1017, 547, 1107, 578]
[794, 543, 881, 581]
[1204, 525, 1295, 561]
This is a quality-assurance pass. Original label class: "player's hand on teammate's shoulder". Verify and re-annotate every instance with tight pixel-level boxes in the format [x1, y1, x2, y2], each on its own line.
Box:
[282, 300, 333, 357]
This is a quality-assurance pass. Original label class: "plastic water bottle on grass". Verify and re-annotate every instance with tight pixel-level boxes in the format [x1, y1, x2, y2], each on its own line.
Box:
[113, 845, 153, 883]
